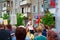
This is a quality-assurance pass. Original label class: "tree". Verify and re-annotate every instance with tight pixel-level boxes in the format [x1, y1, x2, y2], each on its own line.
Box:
[41, 11, 55, 27]
[16, 13, 26, 26]
[3, 14, 9, 19]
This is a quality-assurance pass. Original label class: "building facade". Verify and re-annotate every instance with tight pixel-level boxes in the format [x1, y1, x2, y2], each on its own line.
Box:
[31, 0, 43, 26]
[0, 0, 13, 16]
[19, 0, 43, 26]
[0, 0, 7, 16]
[19, 0, 32, 18]
[0, 0, 43, 25]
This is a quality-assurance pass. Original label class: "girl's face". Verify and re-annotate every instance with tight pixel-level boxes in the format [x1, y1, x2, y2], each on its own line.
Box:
[30, 21, 32, 25]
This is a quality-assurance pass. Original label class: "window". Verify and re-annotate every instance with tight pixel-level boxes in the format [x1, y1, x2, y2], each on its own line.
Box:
[33, 6, 35, 12]
[15, 9, 17, 14]
[7, 1, 10, 7]
[42, 5, 43, 7]
[4, 3, 6, 7]
[33, 5, 38, 13]
[22, 8, 24, 13]
[7, 11, 10, 15]
[27, 7, 30, 12]
[11, 1, 13, 7]
[22, 0, 24, 1]
[15, 0, 17, 6]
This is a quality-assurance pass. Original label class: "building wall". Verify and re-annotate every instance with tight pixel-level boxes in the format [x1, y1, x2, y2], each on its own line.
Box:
[56, 0, 60, 38]
[31, 0, 43, 26]
[2, 2, 7, 16]
[0, 3, 2, 16]
[19, 0, 43, 25]
[0, 2, 7, 16]
[19, 0, 32, 16]
[19, 0, 43, 18]
[32, 0, 43, 19]
[10, 0, 20, 14]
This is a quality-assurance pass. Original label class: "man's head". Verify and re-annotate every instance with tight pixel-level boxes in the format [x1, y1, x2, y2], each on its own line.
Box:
[0, 24, 4, 29]
[50, 24, 55, 29]
[5, 24, 12, 30]
[15, 27, 26, 40]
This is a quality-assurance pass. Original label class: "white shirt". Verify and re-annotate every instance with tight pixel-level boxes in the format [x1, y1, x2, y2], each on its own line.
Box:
[28, 25, 34, 30]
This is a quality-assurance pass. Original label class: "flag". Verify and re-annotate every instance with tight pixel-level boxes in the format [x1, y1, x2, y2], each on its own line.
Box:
[36, 14, 40, 24]
[50, 0, 56, 8]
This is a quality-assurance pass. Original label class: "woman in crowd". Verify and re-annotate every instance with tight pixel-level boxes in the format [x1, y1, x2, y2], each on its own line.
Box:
[25, 28, 34, 40]
[15, 27, 26, 40]
[47, 24, 57, 40]
[27, 20, 34, 34]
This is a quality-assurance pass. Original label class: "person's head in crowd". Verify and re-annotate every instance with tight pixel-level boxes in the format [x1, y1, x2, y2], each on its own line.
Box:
[37, 26, 43, 34]
[0, 24, 4, 29]
[12, 25, 16, 30]
[47, 30, 57, 40]
[45, 25, 49, 30]
[15, 27, 26, 40]
[5, 24, 12, 30]
[39, 24, 45, 30]
[29, 18, 32, 21]
[50, 24, 55, 29]
[30, 21, 32, 25]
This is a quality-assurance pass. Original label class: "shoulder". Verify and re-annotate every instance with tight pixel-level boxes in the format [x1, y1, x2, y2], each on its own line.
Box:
[5, 30, 10, 33]
[41, 35, 47, 40]
[34, 36, 40, 39]
[25, 36, 30, 40]
[4, 30, 11, 36]
[34, 36, 38, 40]
[42, 35, 47, 39]
[34, 36, 47, 40]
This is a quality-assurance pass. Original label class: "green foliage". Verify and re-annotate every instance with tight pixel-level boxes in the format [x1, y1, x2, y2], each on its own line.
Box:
[0, 15, 2, 18]
[41, 12, 55, 27]
[16, 13, 26, 26]
[2, 13, 10, 24]
[0, 13, 26, 26]
[3, 14, 9, 19]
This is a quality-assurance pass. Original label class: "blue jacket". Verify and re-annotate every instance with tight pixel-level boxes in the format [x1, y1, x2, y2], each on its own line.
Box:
[42, 29, 47, 37]
[0, 29, 12, 40]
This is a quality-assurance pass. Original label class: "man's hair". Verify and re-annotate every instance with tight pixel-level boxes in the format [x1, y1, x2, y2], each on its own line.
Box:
[6, 24, 12, 30]
[0, 24, 4, 28]
[45, 25, 49, 29]
[50, 24, 55, 29]
[15, 27, 26, 40]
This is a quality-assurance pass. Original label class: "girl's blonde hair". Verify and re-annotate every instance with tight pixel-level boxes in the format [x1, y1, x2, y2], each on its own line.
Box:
[37, 26, 43, 32]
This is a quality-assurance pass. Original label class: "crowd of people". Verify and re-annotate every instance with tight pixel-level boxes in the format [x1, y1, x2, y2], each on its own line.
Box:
[0, 20, 58, 40]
